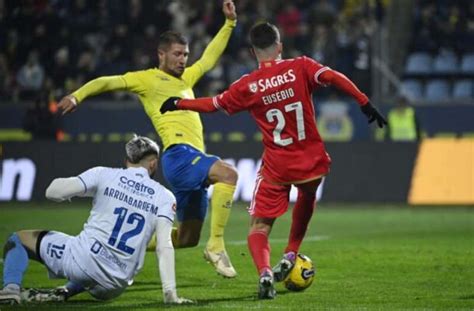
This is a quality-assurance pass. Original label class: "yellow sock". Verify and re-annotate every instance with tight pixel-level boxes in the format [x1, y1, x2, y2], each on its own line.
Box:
[147, 227, 178, 251]
[207, 182, 236, 252]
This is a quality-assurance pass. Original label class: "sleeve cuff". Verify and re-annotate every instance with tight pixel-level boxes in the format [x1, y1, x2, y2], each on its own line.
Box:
[212, 96, 230, 115]
[225, 19, 237, 28]
[71, 92, 82, 104]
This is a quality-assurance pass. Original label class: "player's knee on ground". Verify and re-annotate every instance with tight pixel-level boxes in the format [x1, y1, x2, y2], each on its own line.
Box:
[89, 284, 125, 301]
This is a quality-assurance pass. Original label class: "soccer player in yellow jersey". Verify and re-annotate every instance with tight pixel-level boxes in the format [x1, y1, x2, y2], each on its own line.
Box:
[57, 0, 238, 278]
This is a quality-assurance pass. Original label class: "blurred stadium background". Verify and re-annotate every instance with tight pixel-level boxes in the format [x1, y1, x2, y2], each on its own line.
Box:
[0, 0, 473, 205]
[0, 0, 473, 309]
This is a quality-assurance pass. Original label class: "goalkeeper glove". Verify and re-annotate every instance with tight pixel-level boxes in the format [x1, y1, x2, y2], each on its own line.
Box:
[360, 102, 387, 128]
[160, 97, 181, 114]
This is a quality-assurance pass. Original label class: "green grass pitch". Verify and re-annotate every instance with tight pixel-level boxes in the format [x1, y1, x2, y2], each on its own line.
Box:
[0, 202, 473, 310]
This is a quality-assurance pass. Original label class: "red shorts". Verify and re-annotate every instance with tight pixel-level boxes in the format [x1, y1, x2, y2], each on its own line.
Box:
[248, 175, 292, 218]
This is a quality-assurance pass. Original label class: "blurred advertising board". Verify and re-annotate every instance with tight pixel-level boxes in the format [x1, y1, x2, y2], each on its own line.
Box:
[0, 142, 418, 203]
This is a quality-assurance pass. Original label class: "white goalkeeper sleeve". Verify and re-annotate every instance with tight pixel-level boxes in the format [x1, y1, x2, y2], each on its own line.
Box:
[45, 177, 85, 202]
[155, 218, 177, 296]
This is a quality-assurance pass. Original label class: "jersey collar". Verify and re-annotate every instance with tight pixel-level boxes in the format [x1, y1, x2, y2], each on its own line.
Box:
[258, 57, 283, 69]
[259, 60, 277, 69]
[128, 166, 149, 176]
[157, 68, 183, 82]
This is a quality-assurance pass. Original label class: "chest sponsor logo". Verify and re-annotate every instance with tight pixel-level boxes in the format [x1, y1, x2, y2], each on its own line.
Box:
[119, 176, 155, 195]
[257, 69, 296, 92]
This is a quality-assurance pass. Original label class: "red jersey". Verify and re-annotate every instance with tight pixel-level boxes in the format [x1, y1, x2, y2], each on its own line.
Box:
[213, 56, 332, 184]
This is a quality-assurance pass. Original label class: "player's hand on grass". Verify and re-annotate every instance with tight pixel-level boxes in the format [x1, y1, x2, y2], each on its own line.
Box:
[58, 95, 78, 115]
[360, 102, 387, 128]
[160, 97, 181, 114]
[163, 290, 194, 304]
[223, 0, 237, 21]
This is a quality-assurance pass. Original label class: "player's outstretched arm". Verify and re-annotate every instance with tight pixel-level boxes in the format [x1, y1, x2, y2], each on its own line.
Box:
[155, 218, 193, 304]
[184, 0, 237, 86]
[160, 97, 218, 114]
[58, 76, 127, 115]
[45, 177, 85, 202]
[319, 70, 387, 128]
[197, 0, 236, 71]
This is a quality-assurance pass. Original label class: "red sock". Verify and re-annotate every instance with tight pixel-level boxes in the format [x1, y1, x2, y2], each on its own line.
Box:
[247, 230, 271, 275]
[285, 189, 316, 254]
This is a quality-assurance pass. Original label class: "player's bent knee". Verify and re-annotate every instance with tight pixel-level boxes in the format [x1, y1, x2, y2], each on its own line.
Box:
[16, 230, 39, 246]
[175, 220, 203, 248]
[226, 166, 239, 184]
[3, 233, 17, 255]
[220, 165, 238, 185]
[89, 285, 125, 301]
[177, 235, 200, 248]
[177, 229, 201, 247]
[15, 230, 48, 261]
[250, 223, 272, 234]
[213, 161, 238, 185]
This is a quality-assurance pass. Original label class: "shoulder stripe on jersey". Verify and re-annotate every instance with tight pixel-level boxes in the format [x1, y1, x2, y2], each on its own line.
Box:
[158, 215, 174, 223]
[212, 96, 221, 109]
[314, 66, 331, 86]
[77, 176, 88, 194]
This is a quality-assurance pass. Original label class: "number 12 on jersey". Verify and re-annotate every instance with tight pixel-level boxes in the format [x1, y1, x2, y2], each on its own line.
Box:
[108, 207, 145, 255]
[266, 101, 306, 146]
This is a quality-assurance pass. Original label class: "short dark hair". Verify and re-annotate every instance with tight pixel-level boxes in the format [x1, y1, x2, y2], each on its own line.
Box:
[158, 31, 188, 51]
[249, 22, 279, 49]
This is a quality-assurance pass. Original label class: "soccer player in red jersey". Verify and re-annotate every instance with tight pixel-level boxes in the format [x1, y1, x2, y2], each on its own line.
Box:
[160, 22, 387, 299]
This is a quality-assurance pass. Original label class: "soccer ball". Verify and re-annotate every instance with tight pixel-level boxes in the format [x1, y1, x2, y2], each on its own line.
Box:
[283, 254, 315, 291]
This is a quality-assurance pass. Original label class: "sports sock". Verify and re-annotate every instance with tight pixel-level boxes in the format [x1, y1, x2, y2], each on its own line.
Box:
[248, 230, 271, 275]
[283, 251, 296, 263]
[64, 281, 85, 298]
[285, 190, 316, 254]
[260, 267, 273, 277]
[3, 233, 29, 288]
[207, 183, 235, 252]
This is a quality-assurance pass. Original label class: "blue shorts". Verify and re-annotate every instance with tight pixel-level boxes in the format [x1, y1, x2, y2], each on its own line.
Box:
[161, 144, 219, 222]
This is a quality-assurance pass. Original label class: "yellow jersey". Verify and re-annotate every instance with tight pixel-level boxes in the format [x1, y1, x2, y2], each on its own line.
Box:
[72, 19, 236, 152]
